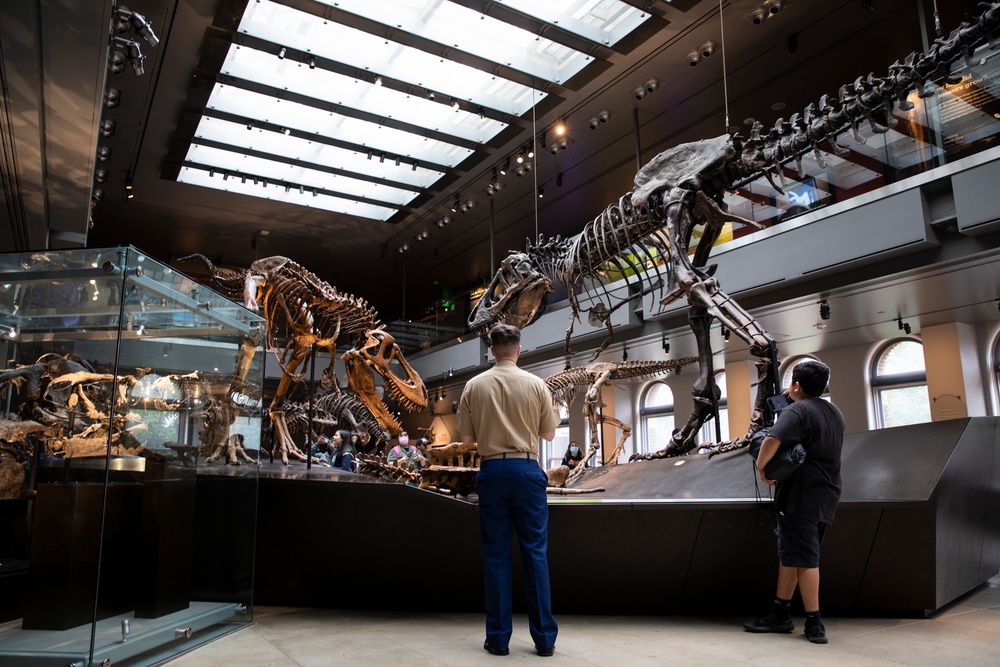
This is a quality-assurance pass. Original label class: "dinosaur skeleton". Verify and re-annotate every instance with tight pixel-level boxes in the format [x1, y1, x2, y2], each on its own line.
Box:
[183, 254, 428, 464]
[544, 358, 696, 479]
[469, 2, 1000, 459]
[284, 391, 388, 454]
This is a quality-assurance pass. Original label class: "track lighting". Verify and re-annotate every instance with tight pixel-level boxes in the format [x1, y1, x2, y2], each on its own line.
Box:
[500, 157, 510, 175]
[223, 172, 230, 181]
[395, 156, 400, 167]
[750, 7, 767, 24]
[278, 47, 286, 59]
[553, 122, 566, 136]
[312, 188, 318, 197]
[722, 326, 730, 343]
[284, 184, 290, 193]
[633, 86, 646, 100]
[897, 317, 912, 335]
[766, 0, 784, 14]
[375, 75, 383, 86]
[452, 99, 460, 111]
[435, 216, 451, 228]
[282, 127, 291, 136]
[700, 42, 717, 59]
[367, 149, 373, 160]
[478, 107, 485, 120]
[598, 110, 610, 124]
[820, 300, 831, 320]
[516, 152, 525, 164]
[526, 145, 534, 159]
[379, 153, 385, 163]
[299, 184, 304, 194]
[662, 336, 670, 354]
[427, 90, 435, 101]
[308, 57, 316, 69]
[687, 51, 701, 66]
[644, 79, 659, 94]
[538, 186, 544, 199]
[246, 120, 254, 130]
[514, 165, 525, 177]
[113, 7, 159, 46]
[589, 117, 599, 130]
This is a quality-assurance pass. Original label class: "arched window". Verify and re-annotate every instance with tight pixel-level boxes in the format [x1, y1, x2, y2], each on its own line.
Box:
[699, 371, 729, 444]
[640, 381, 674, 454]
[780, 355, 830, 398]
[871, 338, 930, 428]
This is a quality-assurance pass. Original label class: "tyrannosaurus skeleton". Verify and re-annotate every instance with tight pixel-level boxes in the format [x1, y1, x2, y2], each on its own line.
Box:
[470, 3, 1000, 459]
[182, 254, 427, 464]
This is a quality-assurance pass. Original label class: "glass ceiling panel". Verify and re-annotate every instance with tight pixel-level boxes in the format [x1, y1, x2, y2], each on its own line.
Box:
[177, 166, 400, 221]
[222, 44, 508, 144]
[184, 144, 419, 207]
[319, 0, 592, 85]
[206, 85, 474, 167]
[192, 117, 445, 189]
[240, 0, 545, 116]
[498, 0, 653, 47]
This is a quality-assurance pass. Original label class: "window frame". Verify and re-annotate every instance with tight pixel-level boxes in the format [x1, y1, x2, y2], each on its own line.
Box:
[639, 380, 675, 455]
[870, 337, 930, 429]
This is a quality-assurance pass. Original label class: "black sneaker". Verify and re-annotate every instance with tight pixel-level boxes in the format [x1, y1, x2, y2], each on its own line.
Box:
[743, 610, 794, 633]
[805, 623, 828, 644]
[483, 640, 509, 656]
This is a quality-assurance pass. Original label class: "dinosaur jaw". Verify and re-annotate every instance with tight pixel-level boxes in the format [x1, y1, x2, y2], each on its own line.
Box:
[342, 328, 427, 436]
[467, 252, 553, 332]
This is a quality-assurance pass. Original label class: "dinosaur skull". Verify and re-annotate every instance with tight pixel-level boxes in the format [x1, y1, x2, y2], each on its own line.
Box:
[342, 327, 427, 436]
[467, 252, 553, 332]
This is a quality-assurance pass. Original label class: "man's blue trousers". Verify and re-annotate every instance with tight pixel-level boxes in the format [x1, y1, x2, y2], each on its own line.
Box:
[476, 458, 558, 651]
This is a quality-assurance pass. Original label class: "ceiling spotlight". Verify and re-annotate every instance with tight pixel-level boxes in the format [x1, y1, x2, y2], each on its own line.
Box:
[299, 184, 304, 194]
[819, 300, 831, 320]
[896, 317, 912, 335]
[516, 152, 525, 164]
[554, 122, 566, 136]
[427, 90, 435, 101]
[538, 186, 544, 199]
[379, 153, 385, 163]
[526, 145, 534, 159]
[118, 38, 145, 75]
[278, 47, 286, 59]
[223, 172, 230, 181]
[644, 78, 659, 94]
[490, 168, 498, 185]
[452, 99, 460, 111]
[308, 57, 317, 69]
[103, 88, 120, 108]
[478, 107, 485, 120]
[395, 156, 400, 167]
[436, 216, 451, 228]
[523, 159, 533, 172]
[549, 143, 559, 155]
[452, 195, 460, 212]
[282, 127, 291, 136]
[515, 165, 525, 177]
[598, 110, 610, 124]
[412, 161, 418, 171]
[722, 326, 731, 343]
[588, 116, 599, 130]
[687, 51, 701, 66]
[633, 86, 646, 100]
[246, 120, 254, 130]
[500, 157, 510, 175]
[241, 175, 247, 184]
[661, 336, 670, 354]
[374, 75, 383, 86]
[367, 149, 373, 160]
[312, 188, 318, 197]
[766, 0, 784, 14]
[700, 42, 717, 59]
[209, 168, 215, 178]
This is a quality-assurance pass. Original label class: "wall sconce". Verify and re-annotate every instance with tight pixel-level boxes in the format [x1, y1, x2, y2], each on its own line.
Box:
[897, 317, 912, 335]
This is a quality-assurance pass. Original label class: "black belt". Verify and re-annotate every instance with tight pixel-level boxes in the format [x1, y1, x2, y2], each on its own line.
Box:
[483, 452, 537, 461]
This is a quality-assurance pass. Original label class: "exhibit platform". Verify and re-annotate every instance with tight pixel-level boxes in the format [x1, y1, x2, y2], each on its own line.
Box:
[255, 417, 1000, 617]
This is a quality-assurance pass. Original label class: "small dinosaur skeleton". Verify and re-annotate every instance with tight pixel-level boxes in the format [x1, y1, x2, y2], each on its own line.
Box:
[544, 358, 696, 480]
[182, 254, 428, 464]
[470, 3, 1000, 459]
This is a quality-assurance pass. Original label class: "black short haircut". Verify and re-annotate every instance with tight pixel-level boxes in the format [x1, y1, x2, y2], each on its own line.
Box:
[489, 323, 521, 356]
[791, 359, 830, 397]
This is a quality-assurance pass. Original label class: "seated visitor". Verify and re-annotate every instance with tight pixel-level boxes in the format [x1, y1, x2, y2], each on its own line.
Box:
[309, 436, 333, 466]
[331, 429, 357, 472]
[561, 441, 584, 469]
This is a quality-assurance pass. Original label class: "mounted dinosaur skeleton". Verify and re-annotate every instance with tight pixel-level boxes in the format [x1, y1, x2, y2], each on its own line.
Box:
[470, 3, 1000, 459]
[544, 358, 696, 480]
[182, 255, 427, 464]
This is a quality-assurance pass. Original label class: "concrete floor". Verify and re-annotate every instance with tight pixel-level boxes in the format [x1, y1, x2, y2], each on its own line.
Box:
[165, 576, 1000, 666]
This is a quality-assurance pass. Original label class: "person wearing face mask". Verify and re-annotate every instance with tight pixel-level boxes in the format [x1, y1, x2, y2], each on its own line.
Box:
[561, 441, 584, 470]
[386, 431, 426, 469]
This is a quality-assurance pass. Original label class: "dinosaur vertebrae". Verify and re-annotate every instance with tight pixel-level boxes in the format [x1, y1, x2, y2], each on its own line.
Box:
[544, 358, 696, 394]
[253, 259, 380, 345]
[715, 3, 1000, 196]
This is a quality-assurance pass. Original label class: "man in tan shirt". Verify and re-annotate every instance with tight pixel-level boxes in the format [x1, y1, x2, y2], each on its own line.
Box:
[457, 323, 560, 657]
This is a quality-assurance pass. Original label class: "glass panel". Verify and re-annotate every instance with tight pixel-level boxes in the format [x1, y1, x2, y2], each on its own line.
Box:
[642, 381, 673, 409]
[0, 246, 263, 666]
[320, 0, 595, 85]
[877, 340, 925, 376]
[500, 0, 653, 47]
[879, 385, 932, 427]
[240, 1, 545, 115]
[642, 414, 675, 453]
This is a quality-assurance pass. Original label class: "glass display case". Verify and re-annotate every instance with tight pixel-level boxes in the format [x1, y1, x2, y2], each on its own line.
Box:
[0, 246, 265, 666]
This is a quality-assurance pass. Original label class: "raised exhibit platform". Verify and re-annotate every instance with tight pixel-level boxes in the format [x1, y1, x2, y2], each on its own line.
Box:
[254, 417, 1000, 616]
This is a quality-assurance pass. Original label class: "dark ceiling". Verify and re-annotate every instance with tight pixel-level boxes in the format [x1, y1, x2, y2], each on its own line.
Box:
[0, 0, 989, 328]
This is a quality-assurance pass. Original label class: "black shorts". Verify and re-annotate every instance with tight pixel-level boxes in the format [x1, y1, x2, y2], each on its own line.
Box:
[775, 513, 828, 569]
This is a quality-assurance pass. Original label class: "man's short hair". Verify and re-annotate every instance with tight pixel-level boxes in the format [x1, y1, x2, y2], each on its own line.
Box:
[791, 359, 830, 397]
[489, 323, 521, 355]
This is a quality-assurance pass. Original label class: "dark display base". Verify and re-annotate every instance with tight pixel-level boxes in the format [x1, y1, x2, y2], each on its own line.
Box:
[255, 418, 1000, 616]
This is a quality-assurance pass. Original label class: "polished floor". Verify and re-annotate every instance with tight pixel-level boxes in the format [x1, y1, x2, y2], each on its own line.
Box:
[165, 575, 1000, 666]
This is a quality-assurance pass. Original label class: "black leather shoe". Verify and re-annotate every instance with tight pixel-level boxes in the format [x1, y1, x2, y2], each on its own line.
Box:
[483, 640, 509, 656]
[536, 646, 555, 657]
